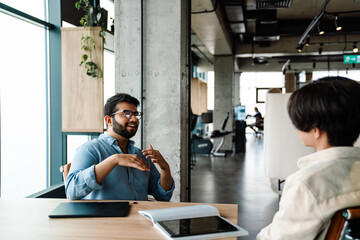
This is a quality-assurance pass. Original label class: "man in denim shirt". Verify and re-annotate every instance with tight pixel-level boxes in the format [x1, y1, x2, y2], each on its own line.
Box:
[65, 93, 174, 201]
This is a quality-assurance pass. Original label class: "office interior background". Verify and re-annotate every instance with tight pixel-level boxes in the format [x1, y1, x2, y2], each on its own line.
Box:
[1, 0, 360, 238]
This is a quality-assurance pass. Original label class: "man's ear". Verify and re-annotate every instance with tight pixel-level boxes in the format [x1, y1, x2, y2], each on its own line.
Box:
[104, 115, 112, 126]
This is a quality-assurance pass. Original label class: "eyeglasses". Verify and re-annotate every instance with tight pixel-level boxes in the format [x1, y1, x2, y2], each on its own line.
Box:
[111, 110, 143, 120]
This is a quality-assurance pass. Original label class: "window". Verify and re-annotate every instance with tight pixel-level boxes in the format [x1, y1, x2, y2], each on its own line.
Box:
[312, 70, 360, 81]
[240, 72, 284, 118]
[0, 12, 48, 197]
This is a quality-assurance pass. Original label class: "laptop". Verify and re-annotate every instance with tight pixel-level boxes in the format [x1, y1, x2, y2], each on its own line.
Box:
[48, 201, 130, 218]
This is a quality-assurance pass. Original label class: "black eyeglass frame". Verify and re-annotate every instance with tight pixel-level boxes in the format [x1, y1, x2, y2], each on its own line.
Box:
[110, 110, 143, 120]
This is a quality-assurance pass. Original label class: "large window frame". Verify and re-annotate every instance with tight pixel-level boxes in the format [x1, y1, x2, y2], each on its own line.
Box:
[0, 2, 63, 196]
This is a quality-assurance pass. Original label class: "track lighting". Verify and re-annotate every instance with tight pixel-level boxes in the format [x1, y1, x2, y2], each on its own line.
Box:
[334, 15, 342, 31]
[353, 42, 359, 53]
[296, 44, 303, 53]
[317, 24, 324, 35]
[317, 23, 325, 35]
[305, 36, 310, 47]
[318, 43, 323, 54]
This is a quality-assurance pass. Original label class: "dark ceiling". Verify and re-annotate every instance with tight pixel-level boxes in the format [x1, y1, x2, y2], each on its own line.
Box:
[192, 0, 360, 72]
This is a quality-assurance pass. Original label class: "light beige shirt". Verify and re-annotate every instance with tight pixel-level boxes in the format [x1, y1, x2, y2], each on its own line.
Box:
[257, 147, 360, 240]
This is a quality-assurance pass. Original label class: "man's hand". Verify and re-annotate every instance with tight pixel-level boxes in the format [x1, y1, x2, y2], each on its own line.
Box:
[94, 153, 149, 184]
[142, 144, 173, 191]
[142, 144, 170, 171]
[114, 154, 150, 171]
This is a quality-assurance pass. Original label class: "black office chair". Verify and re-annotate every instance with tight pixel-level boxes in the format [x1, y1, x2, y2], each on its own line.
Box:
[210, 112, 232, 157]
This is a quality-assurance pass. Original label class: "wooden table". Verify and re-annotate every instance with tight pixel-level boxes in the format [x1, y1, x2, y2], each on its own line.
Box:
[0, 198, 240, 239]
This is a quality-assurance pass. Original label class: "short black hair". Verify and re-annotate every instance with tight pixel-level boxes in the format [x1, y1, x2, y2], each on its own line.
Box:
[287, 76, 360, 146]
[104, 93, 140, 117]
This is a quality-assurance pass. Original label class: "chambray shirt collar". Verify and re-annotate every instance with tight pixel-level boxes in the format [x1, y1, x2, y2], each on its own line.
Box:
[297, 146, 360, 169]
[99, 133, 136, 153]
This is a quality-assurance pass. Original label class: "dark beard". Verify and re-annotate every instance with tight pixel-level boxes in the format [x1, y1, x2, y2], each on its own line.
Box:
[112, 117, 137, 139]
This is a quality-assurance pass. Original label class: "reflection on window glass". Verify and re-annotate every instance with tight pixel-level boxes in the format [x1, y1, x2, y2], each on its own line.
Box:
[67, 135, 91, 163]
[0, 14, 47, 197]
[1, 0, 45, 21]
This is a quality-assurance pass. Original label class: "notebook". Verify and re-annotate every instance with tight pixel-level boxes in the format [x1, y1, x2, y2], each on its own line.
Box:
[48, 201, 130, 218]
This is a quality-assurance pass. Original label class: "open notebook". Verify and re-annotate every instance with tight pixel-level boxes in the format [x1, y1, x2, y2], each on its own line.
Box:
[139, 204, 248, 240]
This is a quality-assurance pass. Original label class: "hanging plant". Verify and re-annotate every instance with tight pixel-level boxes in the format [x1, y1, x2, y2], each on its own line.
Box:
[75, 0, 107, 79]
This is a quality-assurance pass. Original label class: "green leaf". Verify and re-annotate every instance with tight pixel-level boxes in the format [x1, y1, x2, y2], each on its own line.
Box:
[81, 54, 88, 62]
[96, 12, 102, 22]
[75, 2, 80, 10]
[85, 61, 95, 67]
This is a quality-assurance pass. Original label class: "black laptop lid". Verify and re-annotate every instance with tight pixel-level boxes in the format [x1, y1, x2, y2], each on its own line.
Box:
[49, 201, 130, 218]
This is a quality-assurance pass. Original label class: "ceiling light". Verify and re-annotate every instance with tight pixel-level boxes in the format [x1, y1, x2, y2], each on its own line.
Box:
[317, 24, 324, 35]
[353, 43, 359, 53]
[296, 45, 303, 53]
[318, 43, 323, 54]
[334, 15, 342, 31]
[305, 36, 310, 46]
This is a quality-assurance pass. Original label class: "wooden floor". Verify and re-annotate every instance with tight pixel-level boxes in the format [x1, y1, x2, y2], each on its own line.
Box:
[190, 133, 279, 239]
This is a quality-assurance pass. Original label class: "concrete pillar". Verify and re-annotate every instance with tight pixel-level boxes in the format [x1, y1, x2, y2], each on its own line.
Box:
[233, 72, 241, 106]
[114, 0, 190, 202]
[214, 56, 234, 151]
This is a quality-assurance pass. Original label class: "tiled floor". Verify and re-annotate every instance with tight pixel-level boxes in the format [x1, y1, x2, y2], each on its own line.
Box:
[190, 133, 279, 239]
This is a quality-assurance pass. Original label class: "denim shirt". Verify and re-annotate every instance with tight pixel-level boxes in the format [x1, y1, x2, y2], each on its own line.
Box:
[65, 134, 174, 201]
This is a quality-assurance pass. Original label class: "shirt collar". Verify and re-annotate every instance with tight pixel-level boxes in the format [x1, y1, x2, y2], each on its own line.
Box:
[99, 133, 135, 152]
[297, 146, 360, 169]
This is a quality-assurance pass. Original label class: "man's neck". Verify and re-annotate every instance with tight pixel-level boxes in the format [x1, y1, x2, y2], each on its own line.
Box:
[107, 130, 129, 153]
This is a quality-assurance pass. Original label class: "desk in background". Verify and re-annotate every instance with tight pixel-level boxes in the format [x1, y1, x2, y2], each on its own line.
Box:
[0, 198, 239, 240]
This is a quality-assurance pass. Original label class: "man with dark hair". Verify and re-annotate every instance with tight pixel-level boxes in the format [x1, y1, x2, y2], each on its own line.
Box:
[65, 93, 174, 201]
[257, 77, 360, 239]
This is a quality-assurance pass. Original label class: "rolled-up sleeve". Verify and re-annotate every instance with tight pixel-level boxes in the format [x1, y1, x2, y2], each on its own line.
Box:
[65, 146, 102, 199]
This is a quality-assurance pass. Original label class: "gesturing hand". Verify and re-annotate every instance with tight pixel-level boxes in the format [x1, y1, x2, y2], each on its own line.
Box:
[115, 154, 150, 171]
[142, 144, 170, 171]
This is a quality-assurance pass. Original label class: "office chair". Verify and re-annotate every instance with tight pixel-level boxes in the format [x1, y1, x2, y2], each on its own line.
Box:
[60, 163, 72, 181]
[210, 112, 232, 157]
[325, 206, 360, 240]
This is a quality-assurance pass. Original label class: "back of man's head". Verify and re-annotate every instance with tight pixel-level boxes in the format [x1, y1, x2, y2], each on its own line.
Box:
[104, 93, 140, 117]
[287, 76, 360, 146]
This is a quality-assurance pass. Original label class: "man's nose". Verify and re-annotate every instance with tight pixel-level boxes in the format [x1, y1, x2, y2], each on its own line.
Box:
[129, 114, 138, 121]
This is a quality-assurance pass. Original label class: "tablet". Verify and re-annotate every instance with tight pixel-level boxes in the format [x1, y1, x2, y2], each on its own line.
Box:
[157, 216, 238, 238]
[49, 201, 130, 218]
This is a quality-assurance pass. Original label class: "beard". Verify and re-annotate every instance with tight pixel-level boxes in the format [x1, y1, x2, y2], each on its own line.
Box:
[112, 117, 138, 139]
